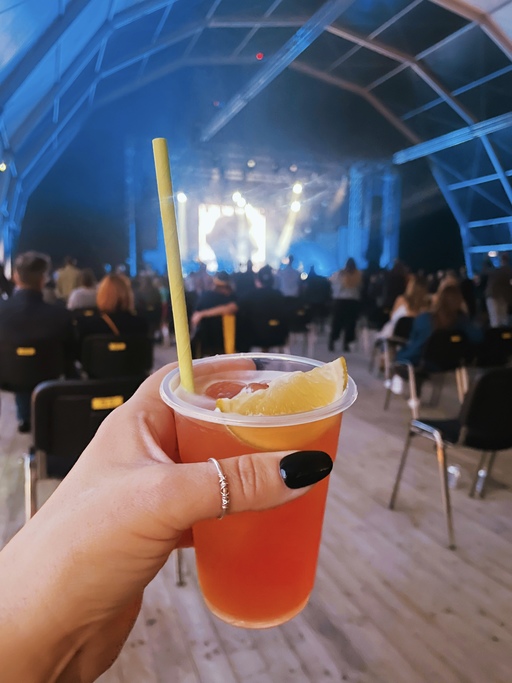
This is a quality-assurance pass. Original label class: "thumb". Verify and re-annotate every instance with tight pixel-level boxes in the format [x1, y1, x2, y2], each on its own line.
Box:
[160, 450, 333, 530]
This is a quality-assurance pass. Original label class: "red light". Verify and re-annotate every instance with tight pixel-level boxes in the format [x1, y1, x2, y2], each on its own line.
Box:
[256, 52, 264, 61]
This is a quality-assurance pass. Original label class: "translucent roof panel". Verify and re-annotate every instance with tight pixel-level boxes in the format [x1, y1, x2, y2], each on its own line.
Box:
[332, 47, 399, 87]
[0, 0, 59, 78]
[405, 102, 471, 140]
[457, 70, 512, 120]
[420, 25, 511, 92]
[334, 0, 414, 37]
[213, 0, 279, 16]
[433, 139, 498, 181]
[101, 9, 167, 71]
[372, 68, 444, 118]
[299, 32, 355, 70]
[377, 3, 470, 55]
[59, 0, 110, 74]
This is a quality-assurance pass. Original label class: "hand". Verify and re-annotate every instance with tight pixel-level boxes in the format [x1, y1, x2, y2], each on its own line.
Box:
[191, 310, 202, 328]
[0, 360, 330, 683]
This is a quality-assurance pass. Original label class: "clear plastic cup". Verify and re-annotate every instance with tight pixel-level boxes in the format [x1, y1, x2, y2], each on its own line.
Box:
[161, 353, 357, 628]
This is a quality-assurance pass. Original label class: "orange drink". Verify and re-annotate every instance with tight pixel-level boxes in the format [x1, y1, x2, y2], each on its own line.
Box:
[161, 353, 357, 628]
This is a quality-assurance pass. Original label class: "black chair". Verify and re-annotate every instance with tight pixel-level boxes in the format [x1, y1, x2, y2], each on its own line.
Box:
[474, 326, 512, 368]
[80, 334, 153, 379]
[384, 329, 472, 419]
[369, 316, 414, 376]
[0, 339, 66, 393]
[388, 367, 512, 550]
[24, 376, 144, 519]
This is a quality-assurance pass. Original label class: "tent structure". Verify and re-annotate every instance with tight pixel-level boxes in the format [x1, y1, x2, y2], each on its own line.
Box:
[1, 0, 511, 275]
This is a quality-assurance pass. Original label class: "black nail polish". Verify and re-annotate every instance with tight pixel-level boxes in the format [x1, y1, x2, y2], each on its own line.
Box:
[279, 451, 333, 489]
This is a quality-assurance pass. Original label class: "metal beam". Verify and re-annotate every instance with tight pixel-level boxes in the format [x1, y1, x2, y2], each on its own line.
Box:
[0, 0, 91, 106]
[449, 170, 512, 190]
[290, 61, 420, 145]
[200, 0, 356, 142]
[468, 243, 512, 253]
[393, 112, 512, 164]
[468, 217, 512, 228]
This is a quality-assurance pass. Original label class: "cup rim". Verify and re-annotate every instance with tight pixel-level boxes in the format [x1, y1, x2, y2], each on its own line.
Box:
[160, 352, 358, 427]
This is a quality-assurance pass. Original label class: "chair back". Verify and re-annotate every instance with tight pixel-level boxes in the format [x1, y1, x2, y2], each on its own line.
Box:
[80, 334, 153, 379]
[32, 377, 144, 477]
[459, 367, 512, 451]
[391, 316, 414, 341]
[422, 329, 471, 371]
[475, 326, 512, 367]
[0, 340, 66, 392]
[71, 307, 98, 319]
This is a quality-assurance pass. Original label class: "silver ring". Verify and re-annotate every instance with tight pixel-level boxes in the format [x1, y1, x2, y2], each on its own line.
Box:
[208, 458, 230, 520]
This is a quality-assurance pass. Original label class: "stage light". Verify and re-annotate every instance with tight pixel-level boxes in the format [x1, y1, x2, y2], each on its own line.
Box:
[291, 201, 301, 213]
[237, 197, 247, 208]
[232, 191, 242, 203]
[177, 192, 187, 203]
[247, 159, 256, 168]
[256, 52, 264, 61]
[300, 272, 308, 280]
[488, 251, 498, 257]
[289, 164, 298, 173]
[0, 162, 6, 172]
[292, 182, 302, 195]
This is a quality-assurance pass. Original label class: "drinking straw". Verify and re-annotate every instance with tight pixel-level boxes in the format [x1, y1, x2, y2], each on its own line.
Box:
[152, 137, 195, 393]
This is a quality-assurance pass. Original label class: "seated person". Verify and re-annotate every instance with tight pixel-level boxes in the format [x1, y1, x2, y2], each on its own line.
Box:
[0, 251, 76, 432]
[396, 284, 482, 369]
[75, 274, 149, 345]
[376, 274, 429, 340]
[190, 271, 237, 357]
[236, 265, 289, 352]
[67, 268, 97, 310]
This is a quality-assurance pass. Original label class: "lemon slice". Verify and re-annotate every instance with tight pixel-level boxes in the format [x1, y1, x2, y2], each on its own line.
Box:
[216, 357, 348, 416]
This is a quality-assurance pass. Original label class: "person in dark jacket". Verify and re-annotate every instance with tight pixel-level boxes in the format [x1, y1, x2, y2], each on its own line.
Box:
[190, 271, 237, 357]
[0, 251, 76, 431]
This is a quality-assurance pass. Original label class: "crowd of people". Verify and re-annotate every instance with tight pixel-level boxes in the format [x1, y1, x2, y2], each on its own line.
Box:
[0, 249, 511, 429]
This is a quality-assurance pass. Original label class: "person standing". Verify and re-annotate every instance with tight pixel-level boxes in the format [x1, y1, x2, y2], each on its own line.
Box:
[0, 252, 76, 432]
[485, 253, 512, 327]
[329, 257, 362, 352]
[55, 255, 81, 302]
[276, 255, 301, 303]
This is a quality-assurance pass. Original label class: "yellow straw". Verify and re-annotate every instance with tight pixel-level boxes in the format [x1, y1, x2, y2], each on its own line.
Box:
[152, 137, 195, 393]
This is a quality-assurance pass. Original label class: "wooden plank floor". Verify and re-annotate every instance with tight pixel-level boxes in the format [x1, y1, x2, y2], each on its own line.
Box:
[2, 330, 512, 682]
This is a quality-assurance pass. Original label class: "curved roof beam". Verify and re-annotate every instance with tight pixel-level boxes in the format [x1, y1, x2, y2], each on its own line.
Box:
[200, 0, 358, 142]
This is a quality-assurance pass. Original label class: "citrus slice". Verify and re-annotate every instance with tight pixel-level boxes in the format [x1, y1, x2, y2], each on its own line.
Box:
[216, 357, 348, 416]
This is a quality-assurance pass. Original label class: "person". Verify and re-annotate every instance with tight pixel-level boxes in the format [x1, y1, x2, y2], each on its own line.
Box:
[395, 284, 482, 368]
[233, 259, 256, 297]
[67, 268, 98, 310]
[236, 265, 289, 352]
[328, 257, 362, 352]
[485, 253, 512, 327]
[55, 255, 81, 302]
[276, 254, 301, 303]
[0, 262, 13, 299]
[382, 259, 408, 314]
[376, 274, 429, 340]
[74, 273, 149, 345]
[0, 251, 76, 432]
[0, 361, 333, 682]
[134, 274, 164, 341]
[190, 271, 238, 357]
[303, 265, 332, 328]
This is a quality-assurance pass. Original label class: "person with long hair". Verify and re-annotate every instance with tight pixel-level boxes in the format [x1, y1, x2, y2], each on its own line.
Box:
[328, 257, 362, 352]
[376, 274, 429, 340]
[67, 268, 97, 310]
[75, 273, 149, 343]
[396, 284, 482, 367]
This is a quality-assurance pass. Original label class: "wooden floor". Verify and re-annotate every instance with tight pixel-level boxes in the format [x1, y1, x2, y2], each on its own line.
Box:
[2, 330, 512, 682]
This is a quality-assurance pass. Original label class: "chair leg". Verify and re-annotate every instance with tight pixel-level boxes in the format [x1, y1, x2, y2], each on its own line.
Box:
[406, 364, 420, 420]
[479, 451, 497, 499]
[23, 452, 37, 523]
[436, 442, 456, 550]
[383, 384, 392, 411]
[389, 429, 414, 509]
[469, 452, 488, 498]
[175, 548, 186, 587]
[369, 342, 377, 373]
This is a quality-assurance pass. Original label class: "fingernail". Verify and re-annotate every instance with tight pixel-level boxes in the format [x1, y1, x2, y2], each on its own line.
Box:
[279, 451, 333, 489]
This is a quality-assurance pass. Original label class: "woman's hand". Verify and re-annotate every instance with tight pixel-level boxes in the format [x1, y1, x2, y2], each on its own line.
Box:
[0, 361, 329, 683]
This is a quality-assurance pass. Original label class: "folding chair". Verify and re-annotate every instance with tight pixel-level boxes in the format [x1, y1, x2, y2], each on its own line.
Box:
[369, 316, 414, 377]
[474, 326, 512, 368]
[80, 334, 153, 379]
[389, 367, 512, 550]
[384, 329, 472, 419]
[23, 376, 145, 520]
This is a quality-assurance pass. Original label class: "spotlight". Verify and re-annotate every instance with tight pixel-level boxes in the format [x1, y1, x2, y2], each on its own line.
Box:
[488, 251, 498, 257]
[291, 201, 301, 213]
[289, 164, 298, 173]
[247, 159, 256, 168]
[0, 162, 6, 172]
[232, 191, 242, 203]
[237, 197, 247, 208]
[256, 52, 264, 61]
[292, 182, 303, 195]
[176, 192, 187, 203]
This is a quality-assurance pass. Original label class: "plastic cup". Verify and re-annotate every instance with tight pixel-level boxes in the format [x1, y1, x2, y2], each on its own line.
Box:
[160, 353, 357, 628]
